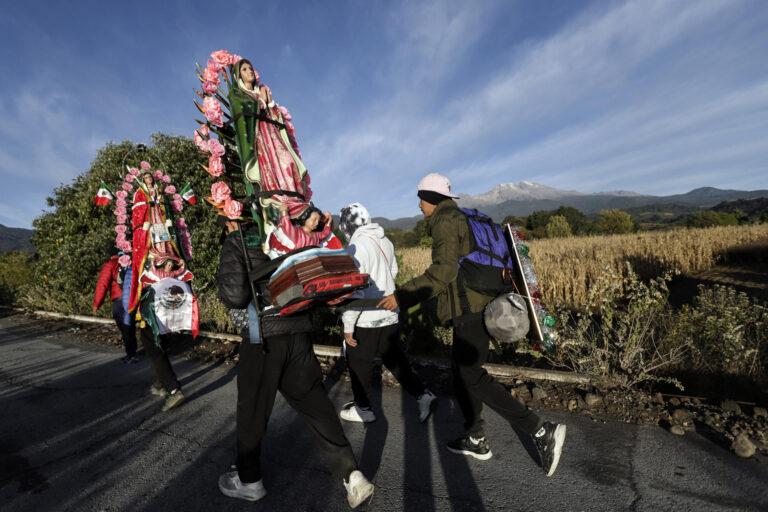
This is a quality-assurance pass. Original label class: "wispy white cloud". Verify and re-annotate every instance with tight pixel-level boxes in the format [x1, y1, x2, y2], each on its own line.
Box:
[305, 0, 767, 218]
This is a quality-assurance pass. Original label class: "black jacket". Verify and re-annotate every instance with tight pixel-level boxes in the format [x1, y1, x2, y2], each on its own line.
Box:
[217, 230, 313, 337]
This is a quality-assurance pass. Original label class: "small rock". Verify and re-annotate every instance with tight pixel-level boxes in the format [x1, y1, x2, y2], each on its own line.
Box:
[753, 407, 767, 419]
[732, 434, 756, 458]
[670, 425, 685, 436]
[568, 399, 578, 411]
[669, 397, 681, 406]
[672, 408, 692, 423]
[531, 386, 548, 402]
[721, 399, 742, 415]
[584, 393, 603, 408]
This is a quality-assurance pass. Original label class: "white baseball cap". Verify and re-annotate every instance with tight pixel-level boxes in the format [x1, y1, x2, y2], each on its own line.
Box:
[417, 172, 460, 198]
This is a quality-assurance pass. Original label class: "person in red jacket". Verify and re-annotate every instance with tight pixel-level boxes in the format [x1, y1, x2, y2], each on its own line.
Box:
[93, 254, 137, 363]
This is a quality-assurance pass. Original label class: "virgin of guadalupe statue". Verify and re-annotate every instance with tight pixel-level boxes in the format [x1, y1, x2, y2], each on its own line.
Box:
[231, 59, 312, 208]
[128, 172, 182, 311]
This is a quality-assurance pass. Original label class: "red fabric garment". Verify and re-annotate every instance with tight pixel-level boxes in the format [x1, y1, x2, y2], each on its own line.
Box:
[129, 188, 150, 311]
[93, 256, 122, 309]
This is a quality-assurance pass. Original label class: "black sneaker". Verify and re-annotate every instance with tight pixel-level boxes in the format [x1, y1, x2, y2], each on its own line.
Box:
[446, 435, 492, 460]
[533, 421, 566, 476]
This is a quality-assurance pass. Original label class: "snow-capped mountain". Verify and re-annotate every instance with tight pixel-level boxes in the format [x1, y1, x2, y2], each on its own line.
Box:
[457, 182, 582, 207]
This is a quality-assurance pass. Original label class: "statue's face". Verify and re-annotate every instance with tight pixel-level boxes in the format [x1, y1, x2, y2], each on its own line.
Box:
[303, 211, 321, 233]
[142, 174, 154, 186]
[163, 261, 174, 272]
[240, 62, 256, 86]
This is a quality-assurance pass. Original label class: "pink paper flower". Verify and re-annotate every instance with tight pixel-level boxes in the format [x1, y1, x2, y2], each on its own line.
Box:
[122, 182, 133, 191]
[116, 214, 128, 224]
[173, 193, 182, 202]
[115, 190, 128, 199]
[210, 49, 235, 67]
[140, 161, 151, 170]
[162, 175, 171, 183]
[203, 96, 224, 127]
[231, 54, 242, 64]
[194, 124, 210, 149]
[117, 240, 132, 252]
[115, 225, 127, 234]
[153, 170, 163, 179]
[164, 185, 176, 195]
[195, 139, 210, 153]
[129, 167, 139, 175]
[210, 181, 231, 203]
[203, 63, 221, 84]
[208, 155, 224, 177]
[172, 200, 183, 213]
[223, 198, 243, 219]
[207, 138, 225, 158]
[118, 255, 131, 267]
[202, 81, 218, 95]
[115, 205, 127, 215]
[175, 218, 187, 228]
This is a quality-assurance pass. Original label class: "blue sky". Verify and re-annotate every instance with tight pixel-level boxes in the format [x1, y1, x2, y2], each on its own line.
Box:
[1, 0, 766, 228]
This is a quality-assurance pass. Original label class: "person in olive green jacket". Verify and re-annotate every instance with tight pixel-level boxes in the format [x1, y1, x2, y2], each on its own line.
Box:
[378, 173, 566, 477]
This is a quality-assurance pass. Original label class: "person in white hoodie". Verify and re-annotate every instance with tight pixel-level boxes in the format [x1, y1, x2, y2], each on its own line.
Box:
[337, 203, 436, 423]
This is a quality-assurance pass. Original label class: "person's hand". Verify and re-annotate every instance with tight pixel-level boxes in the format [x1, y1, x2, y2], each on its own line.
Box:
[322, 212, 332, 226]
[344, 332, 358, 347]
[377, 294, 398, 311]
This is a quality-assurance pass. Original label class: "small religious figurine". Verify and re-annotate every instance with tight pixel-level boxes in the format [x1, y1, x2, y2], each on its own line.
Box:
[129, 171, 182, 310]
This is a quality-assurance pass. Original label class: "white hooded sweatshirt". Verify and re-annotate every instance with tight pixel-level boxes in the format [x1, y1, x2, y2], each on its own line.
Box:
[341, 223, 399, 332]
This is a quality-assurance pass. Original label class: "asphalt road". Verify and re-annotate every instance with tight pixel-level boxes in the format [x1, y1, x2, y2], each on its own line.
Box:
[1, 314, 767, 512]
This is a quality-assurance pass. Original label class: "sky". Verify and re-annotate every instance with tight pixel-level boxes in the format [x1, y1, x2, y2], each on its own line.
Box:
[0, 0, 767, 228]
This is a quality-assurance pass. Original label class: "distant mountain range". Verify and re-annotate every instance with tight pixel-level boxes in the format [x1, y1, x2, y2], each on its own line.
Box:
[0, 224, 34, 253]
[377, 183, 768, 230]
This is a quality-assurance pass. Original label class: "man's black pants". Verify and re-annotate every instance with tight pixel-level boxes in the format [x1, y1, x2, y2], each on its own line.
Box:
[139, 327, 180, 393]
[237, 333, 358, 484]
[345, 324, 426, 409]
[452, 312, 542, 438]
[112, 299, 136, 357]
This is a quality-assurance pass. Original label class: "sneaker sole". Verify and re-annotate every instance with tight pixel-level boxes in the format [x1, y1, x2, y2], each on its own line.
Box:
[446, 446, 493, 460]
[219, 484, 267, 502]
[347, 482, 374, 508]
[161, 397, 185, 412]
[339, 407, 376, 423]
[546, 424, 567, 477]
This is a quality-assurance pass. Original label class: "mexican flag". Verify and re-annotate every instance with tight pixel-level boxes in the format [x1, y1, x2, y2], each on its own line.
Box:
[94, 181, 114, 206]
[180, 182, 197, 205]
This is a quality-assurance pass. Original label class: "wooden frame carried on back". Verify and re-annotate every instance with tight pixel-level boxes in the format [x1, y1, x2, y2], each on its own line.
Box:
[504, 223, 544, 343]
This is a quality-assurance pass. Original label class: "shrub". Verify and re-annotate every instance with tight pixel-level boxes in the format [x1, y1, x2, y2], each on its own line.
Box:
[0, 251, 34, 305]
[549, 265, 686, 389]
[672, 285, 767, 381]
[545, 215, 572, 238]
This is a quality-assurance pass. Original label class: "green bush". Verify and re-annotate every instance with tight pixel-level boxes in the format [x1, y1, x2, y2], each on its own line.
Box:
[550, 265, 685, 389]
[673, 285, 767, 380]
[20, 134, 224, 324]
[0, 251, 34, 305]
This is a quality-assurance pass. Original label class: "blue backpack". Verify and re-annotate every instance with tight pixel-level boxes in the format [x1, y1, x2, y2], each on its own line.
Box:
[458, 208, 515, 297]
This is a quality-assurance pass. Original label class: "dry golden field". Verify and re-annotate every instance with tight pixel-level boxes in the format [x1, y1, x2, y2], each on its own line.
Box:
[397, 224, 768, 308]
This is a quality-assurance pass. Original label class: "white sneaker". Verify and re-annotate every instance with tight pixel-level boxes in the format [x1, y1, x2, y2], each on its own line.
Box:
[417, 390, 437, 422]
[218, 471, 267, 501]
[344, 470, 374, 508]
[339, 402, 376, 423]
